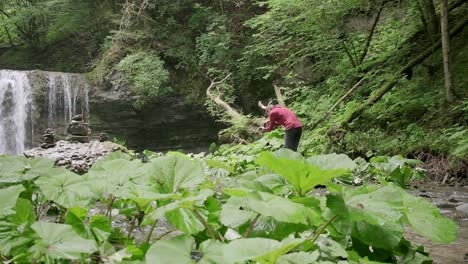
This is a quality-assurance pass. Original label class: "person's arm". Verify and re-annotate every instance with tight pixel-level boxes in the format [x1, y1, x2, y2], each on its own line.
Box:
[262, 111, 278, 132]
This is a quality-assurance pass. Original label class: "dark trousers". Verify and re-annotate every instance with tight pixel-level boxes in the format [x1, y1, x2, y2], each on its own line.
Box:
[285, 127, 302, 151]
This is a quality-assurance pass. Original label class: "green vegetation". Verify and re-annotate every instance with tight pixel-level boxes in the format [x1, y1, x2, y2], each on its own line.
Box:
[1, 0, 466, 165]
[0, 150, 456, 263]
[0, 1, 466, 261]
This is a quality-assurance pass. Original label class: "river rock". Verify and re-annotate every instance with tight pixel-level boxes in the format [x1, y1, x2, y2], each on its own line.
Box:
[24, 140, 125, 174]
[455, 203, 468, 215]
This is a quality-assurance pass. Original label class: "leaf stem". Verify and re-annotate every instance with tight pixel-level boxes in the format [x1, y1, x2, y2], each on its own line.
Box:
[154, 228, 178, 240]
[243, 214, 261, 238]
[106, 196, 116, 221]
[127, 215, 137, 238]
[310, 214, 339, 243]
[194, 208, 216, 240]
[145, 219, 159, 244]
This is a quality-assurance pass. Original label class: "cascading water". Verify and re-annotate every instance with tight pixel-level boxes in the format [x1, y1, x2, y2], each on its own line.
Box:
[47, 73, 89, 130]
[0, 70, 34, 155]
[0, 69, 89, 155]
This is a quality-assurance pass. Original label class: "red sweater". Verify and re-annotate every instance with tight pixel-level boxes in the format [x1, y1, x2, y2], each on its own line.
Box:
[263, 106, 302, 132]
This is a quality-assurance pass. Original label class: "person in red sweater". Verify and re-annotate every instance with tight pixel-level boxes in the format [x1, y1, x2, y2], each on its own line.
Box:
[261, 105, 303, 151]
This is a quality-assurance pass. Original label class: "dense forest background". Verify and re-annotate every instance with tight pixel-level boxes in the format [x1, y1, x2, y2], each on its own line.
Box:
[0, 0, 466, 177]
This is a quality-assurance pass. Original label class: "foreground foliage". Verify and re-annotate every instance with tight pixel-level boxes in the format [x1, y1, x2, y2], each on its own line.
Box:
[0, 150, 456, 263]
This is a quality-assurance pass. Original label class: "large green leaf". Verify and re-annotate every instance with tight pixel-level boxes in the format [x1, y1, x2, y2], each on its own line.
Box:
[277, 251, 320, 264]
[0, 185, 25, 216]
[204, 237, 304, 264]
[146, 155, 206, 193]
[399, 188, 457, 243]
[0, 156, 54, 183]
[306, 153, 357, 170]
[35, 168, 94, 208]
[243, 191, 310, 225]
[31, 221, 97, 259]
[326, 186, 405, 250]
[220, 196, 257, 228]
[0, 198, 35, 258]
[166, 208, 206, 235]
[145, 235, 195, 264]
[146, 235, 304, 264]
[255, 152, 349, 196]
[147, 189, 214, 221]
[87, 159, 151, 196]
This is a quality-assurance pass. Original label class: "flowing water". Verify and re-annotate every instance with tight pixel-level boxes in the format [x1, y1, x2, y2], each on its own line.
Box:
[407, 183, 468, 264]
[0, 69, 89, 155]
[0, 70, 34, 155]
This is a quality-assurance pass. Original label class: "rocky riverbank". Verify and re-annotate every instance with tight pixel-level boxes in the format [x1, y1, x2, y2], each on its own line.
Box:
[24, 140, 124, 174]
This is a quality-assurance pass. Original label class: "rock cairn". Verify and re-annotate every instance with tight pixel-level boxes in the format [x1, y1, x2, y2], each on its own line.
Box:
[99, 132, 109, 142]
[66, 114, 91, 143]
[41, 128, 56, 148]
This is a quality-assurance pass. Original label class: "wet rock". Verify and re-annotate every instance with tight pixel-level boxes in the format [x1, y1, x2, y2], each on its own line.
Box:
[455, 203, 468, 215]
[24, 140, 125, 174]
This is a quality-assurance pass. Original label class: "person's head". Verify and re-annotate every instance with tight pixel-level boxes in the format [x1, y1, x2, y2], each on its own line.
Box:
[264, 105, 275, 114]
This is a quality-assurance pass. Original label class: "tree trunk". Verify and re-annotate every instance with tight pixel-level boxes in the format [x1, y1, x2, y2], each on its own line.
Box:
[358, 1, 384, 65]
[343, 14, 468, 125]
[440, 0, 455, 102]
[419, 0, 439, 41]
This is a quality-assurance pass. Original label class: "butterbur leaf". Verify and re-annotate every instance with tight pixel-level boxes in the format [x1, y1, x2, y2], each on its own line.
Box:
[205, 159, 234, 173]
[212, 237, 304, 264]
[256, 152, 348, 196]
[65, 207, 89, 237]
[146, 234, 303, 264]
[277, 251, 319, 264]
[0, 198, 35, 257]
[220, 197, 257, 228]
[326, 187, 404, 250]
[399, 188, 457, 243]
[0, 185, 25, 217]
[272, 148, 304, 160]
[306, 153, 357, 170]
[147, 155, 206, 193]
[243, 191, 310, 225]
[166, 208, 206, 235]
[0, 156, 54, 183]
[31, 221, 97, 259]
[90, 214, 112, 243]
[35, 168, 94, 208]
[145, 235, 195, 264]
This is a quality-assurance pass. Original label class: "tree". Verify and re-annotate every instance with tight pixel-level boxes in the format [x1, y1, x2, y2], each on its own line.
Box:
[417, 0, 439, 42]
[440, 0, 455, 102]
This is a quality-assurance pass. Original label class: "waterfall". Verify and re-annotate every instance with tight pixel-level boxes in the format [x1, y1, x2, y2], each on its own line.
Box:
[0, 70, 89, 155]
[0, 70, 34, 155]
[47, 73, 89, 131]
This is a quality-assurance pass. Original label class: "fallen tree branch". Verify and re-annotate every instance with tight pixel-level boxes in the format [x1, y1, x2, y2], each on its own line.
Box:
[206, 73, 244, 120]
[273, 84, 286, 107]
[343, 14, 468, 125]
[310, 78, 365, 130]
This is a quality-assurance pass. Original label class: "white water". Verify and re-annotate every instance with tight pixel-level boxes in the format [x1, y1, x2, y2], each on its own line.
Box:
[0, 70, 34, 155]
[47, 73, 89, 129]
[0, 70, 89, 155]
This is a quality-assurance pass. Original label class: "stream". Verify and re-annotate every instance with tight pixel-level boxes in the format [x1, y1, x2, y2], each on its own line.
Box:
[406, 183, 468, 264]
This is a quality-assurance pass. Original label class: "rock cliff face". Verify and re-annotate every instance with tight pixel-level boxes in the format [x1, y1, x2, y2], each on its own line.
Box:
[89, 88, 221, 152]
[1, 69, 221, 154]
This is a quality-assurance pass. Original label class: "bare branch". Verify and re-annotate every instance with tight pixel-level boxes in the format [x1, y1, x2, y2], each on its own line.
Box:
[206, 74, 243, 120]
[273, 84, 286, 107]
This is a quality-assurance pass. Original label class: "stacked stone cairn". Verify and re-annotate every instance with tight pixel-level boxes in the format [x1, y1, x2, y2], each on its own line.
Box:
[66, 114, 91, 143]
[41, 128, 56, 148]
[99, 132, 109, 142]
